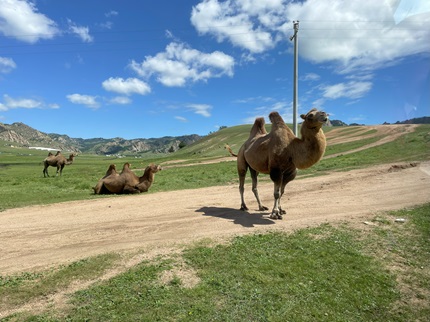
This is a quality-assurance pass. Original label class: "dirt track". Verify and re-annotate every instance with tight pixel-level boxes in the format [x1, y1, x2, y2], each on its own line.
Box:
[1, 160, 429, 275]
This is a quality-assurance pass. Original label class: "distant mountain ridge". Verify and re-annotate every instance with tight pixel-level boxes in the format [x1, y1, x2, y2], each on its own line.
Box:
[1, 116, 428, 154]
[0, 122, 201, 155]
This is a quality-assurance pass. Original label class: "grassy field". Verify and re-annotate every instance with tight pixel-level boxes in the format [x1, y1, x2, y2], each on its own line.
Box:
[0, 124, 429, 211]
[0, 124, 429, 320]
[1, 204, 429, 321]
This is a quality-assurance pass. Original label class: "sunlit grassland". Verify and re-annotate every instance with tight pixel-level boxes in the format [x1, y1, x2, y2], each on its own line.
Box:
[3, 204, 429, 321]
[0, 124, 429, 211]
[1, 124, 429, 321]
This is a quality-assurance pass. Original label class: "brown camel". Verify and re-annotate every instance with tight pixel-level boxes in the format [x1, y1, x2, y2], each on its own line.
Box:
[229, 108, 328, 219]
[93, 162, 162, 194]
[43, 151, 76, 177]
[92, 164, 118, 194]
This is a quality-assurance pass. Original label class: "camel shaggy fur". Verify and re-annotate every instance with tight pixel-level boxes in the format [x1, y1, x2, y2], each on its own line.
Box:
[42, 151, 76, 177]
[230, 108, 328, 219]
[93, 162, 162, 194]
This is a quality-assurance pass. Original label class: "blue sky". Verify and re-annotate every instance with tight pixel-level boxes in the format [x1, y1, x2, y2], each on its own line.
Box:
[0, 0, 429, 139]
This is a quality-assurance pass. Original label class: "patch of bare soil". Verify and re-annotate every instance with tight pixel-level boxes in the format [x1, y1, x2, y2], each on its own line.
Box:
[1, 161, 429, 276]
[0, 161, 429, 318]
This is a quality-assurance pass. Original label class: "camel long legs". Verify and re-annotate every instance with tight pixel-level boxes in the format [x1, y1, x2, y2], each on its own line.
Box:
[238, 163, 269, 212]
[238, 166, 248, 211]
[250, 168, 268, 211]
[269, 168, 297, 219]
[271, 182, 283, 219]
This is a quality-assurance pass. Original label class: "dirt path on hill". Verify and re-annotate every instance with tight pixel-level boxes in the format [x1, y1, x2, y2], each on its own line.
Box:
[1, 161, 429, 276]
[325, 124, 418, 158]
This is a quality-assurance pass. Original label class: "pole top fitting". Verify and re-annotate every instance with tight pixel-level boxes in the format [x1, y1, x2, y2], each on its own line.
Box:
[290, 21, 299, 41]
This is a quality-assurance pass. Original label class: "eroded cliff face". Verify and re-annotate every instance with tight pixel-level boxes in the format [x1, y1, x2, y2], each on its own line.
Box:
[0, 122, 201, 155]
[0, 129, 30, 145]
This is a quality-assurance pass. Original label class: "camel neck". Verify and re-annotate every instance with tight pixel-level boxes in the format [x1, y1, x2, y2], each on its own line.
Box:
[292, 128, 326, 170]
[140, 171, 154, 183]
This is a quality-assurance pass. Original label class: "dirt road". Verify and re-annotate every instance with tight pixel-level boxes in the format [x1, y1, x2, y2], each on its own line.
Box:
[1, 161, 429, 275]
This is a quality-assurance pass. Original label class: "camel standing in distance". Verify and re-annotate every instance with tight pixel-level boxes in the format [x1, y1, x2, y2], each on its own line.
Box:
[231, 108, 328, 219]
[93, 162, 162, 194]
[43, 151, 76, 177]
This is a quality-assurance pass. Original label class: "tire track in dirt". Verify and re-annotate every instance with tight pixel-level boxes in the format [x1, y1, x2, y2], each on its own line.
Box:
[1, 161, 429, 318]
[325, 124, 418, 158]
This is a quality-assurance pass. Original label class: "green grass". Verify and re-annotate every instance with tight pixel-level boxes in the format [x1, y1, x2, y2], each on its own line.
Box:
[300, 124, 430, 176]
[0, 253, 120, 309]
[1, 120, 429, 320]
[0, 124, 429, 211]
[4, 203, 428, 321]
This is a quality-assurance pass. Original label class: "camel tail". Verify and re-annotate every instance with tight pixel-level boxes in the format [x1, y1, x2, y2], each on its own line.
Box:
[225, 144, 237, 157]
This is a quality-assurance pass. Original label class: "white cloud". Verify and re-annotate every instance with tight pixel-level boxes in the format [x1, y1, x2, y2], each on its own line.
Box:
[0, 57, 16, 73]
[66, 94, 99, 108]
[284, 0, 430, 72]
[68, 19, 93, 42]
[236, 96, 292, 124]
[191, 0, 280, 53]
[129, 42, 234, 87]
[0, 0, 59, 43]
[191, 0, 430, 73]
[321, 81, 372, 100]
[105, 10, 119, 18]
[186, 104, 212, 117]
[102, 77, 151, 96]
[98, 21, 113, 30]
[109, 96, 132, 105]
[300, 73, 320, 82]
[1, 94, 58, 110]
[175, 116, 188, 122]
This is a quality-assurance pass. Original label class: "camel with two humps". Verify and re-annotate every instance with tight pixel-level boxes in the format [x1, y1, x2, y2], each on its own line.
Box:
[228, 108, 328, 219]
[93, 162, 162, 194]
[42, 151, 76, 177]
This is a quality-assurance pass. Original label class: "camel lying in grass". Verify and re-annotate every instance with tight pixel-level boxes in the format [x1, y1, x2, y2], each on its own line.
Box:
[228, 108, 328, 219]
[93, 162, 162, 194]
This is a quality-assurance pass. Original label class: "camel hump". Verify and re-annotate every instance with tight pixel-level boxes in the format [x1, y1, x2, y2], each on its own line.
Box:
[249, 117, 267, 138]
[269, 111, 288, 130]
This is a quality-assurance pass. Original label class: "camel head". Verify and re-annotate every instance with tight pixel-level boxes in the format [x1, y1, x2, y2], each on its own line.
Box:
[300, 108, 329, 129]
[145, 163, 162, 174]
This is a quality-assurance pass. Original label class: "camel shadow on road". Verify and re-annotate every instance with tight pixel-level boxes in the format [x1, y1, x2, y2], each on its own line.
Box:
[196, 206, 275, 228]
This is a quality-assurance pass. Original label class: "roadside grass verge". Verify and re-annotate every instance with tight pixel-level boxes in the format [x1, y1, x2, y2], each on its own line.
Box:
[3, 204, 429, 321]
[0, 253, 119, 311]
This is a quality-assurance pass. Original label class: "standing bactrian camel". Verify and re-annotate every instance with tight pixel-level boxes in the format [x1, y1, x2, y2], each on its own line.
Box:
[43, 151, 76, 177]
[229, 108, 328, 219]
[93, 162, 162, 194]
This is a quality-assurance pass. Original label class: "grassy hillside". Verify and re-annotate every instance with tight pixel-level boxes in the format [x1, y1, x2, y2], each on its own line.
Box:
[0, 124, 429, 211]
[1, 125, 429, 320]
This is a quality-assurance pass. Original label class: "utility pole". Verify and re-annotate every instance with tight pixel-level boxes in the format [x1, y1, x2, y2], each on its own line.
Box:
[290, 21, 299, 135]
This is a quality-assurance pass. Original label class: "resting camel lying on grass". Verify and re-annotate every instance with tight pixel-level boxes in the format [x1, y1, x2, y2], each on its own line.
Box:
[227, 108, 328, 219]
[93, 162, 162, 194]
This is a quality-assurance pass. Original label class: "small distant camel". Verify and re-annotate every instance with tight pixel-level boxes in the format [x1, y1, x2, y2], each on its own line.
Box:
[43, 151, 76, 177]
[227, 108, 328, 219]
[93, 162, 162, 194]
